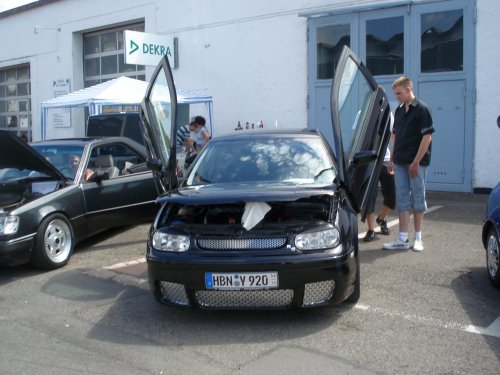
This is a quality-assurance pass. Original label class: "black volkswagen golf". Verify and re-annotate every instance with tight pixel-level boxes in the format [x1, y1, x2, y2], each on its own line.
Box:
[139, 46, 391, 309]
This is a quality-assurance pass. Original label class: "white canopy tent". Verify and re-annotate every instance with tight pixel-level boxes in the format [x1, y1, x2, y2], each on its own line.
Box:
[40, 76, 213, 139]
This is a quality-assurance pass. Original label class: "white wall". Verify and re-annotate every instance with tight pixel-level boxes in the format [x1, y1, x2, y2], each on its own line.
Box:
[160, 3, 310, 136]
[474, 0, 500, 189]
[0, 0, 327, 140]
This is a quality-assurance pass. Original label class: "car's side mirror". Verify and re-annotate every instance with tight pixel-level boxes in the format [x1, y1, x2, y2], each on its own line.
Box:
[352, 150, 377, 166]
[146, 158, 162, 172]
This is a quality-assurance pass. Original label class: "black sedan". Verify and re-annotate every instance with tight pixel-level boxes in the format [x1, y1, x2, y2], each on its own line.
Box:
[482, 182, 500, 288]
[139, 46, 391, 309]
[0, 134, 158, 269]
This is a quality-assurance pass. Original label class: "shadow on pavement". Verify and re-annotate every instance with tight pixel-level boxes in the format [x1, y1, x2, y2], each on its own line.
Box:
[39, 267, 354, 347]
[451, 266, 500, 361]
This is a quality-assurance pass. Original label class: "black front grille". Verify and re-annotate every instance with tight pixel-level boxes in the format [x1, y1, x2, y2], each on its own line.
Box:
[158, 279, 337, 309]
[197, 237, 287, 250]
[195, 289, 294, 309]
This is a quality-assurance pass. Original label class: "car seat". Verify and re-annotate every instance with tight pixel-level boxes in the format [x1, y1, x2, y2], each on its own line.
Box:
[94, 154, 119, 179]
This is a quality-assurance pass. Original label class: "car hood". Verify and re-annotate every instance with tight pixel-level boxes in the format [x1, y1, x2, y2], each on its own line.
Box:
[0, 130, 65, 181]
[156, 182, 336, 205]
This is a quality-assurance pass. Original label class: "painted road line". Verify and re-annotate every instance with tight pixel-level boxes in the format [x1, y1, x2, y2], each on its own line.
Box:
[465, 316, 500, 338]
[104, 257, 146, 270]
[358, 205, 443, 239]
[354, 303, 500, 339]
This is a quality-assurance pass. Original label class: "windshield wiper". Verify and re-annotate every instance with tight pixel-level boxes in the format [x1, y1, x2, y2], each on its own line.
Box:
[194, 173, 212, 184]
[314, 167, 334, 179]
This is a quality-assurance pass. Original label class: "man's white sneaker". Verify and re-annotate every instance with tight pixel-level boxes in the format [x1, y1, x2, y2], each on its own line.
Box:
[413, 238, 424, 252]
[383, 238, 410, 250]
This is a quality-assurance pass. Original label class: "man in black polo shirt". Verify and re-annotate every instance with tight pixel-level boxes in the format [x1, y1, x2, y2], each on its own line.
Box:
[383, 76, 434, 252]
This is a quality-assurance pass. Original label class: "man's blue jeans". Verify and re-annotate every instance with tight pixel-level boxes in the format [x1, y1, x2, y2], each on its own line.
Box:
[394, 163, 428, 212]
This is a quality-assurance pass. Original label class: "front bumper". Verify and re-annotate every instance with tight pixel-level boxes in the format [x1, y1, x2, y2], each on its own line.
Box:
[0, 234, 35, 266]
[147, 246, 358, 309]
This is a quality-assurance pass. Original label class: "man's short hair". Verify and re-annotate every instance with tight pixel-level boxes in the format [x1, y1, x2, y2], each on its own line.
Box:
[392, 76, 413, 90]
[194, 116, 206, 126]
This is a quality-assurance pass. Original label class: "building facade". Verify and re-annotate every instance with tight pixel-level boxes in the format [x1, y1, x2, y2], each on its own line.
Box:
[0, 0, 498, 191]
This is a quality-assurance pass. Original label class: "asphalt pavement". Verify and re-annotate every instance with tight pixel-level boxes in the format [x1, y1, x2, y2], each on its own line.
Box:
[1, 191, 498, 374]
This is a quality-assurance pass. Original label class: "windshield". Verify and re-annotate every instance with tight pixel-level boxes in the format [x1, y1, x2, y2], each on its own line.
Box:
[185, 136, 335, 186]
[30, 144, 85, 180]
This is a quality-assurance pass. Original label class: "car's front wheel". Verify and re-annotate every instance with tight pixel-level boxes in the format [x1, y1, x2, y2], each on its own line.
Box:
[31, 214, 74, 270]
[486, 228, 500, 288]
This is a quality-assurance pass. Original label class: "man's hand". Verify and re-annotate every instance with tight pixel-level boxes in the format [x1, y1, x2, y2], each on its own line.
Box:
[184, 139, 195, 150]
[388, 160, 395, 175]
[409, 161, 420, 177]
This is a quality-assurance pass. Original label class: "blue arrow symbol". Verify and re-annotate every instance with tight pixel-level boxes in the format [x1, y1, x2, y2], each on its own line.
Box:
[129, 40, 139, 55]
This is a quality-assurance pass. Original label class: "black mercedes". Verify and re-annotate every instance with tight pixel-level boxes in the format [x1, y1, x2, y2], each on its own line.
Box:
[0, 134, 157, 269]
[139, 46, 391, 309]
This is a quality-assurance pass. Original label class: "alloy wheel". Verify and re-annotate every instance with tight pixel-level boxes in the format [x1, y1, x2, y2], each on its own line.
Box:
[44, 218, 72, 264]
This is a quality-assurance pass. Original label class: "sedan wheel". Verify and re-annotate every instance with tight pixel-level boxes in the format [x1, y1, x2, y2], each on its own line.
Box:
[486, 229, 500, 288]
[31, 214, 74, 270]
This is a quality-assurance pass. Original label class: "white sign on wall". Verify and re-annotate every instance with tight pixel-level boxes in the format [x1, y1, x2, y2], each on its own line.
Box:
[124, 30, 176, 67]
[52, 78, 71, 128]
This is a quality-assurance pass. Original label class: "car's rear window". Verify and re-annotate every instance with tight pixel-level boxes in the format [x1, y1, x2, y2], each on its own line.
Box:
[186, 137, 335, 186]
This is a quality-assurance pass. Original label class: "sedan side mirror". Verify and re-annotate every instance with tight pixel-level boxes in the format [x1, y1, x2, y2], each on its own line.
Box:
[352, 150, 377, 166]
[146, 158, 162, 172]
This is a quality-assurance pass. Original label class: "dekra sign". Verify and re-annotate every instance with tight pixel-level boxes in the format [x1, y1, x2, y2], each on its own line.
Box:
[143, 43, 171, 56]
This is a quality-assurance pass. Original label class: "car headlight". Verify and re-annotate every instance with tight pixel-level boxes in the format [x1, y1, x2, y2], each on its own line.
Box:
[0, 215, 19, 235]
[295, 227, 340, 251]
[152, 231, 190, 252]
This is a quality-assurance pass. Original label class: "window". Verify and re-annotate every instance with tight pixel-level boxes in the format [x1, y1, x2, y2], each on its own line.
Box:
[366, 16, 404, 75]
[317, 24, 350, 79]
[187, 138, 335, 185]
[89, 143, 146, 177]
[83, 23, 146, 88]
[421, 10, 463, 73]
[0, 64, 31, 141]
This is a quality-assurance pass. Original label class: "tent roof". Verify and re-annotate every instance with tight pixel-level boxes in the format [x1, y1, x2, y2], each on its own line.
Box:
[41, 76, 212, 109]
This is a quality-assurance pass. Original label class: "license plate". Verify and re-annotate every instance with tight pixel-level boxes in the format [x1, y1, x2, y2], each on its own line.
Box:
[205, 272, 278, 290]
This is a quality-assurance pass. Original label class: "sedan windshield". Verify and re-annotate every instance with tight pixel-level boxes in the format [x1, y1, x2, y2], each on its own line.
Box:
[31, 144, 85, 180]
[185, 136, 335, 186]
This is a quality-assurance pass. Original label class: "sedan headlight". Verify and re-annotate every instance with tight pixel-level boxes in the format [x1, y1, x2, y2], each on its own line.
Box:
[152, 231, 190, 252]
[0, 215, 19, 235]
[295, 227, 340, 251]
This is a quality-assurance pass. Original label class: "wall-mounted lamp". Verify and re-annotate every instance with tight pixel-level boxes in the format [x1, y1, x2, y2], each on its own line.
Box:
[34, 26, 61, 34]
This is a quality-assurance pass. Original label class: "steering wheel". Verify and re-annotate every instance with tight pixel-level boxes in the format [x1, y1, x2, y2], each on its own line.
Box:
[59, 167, 74, 178]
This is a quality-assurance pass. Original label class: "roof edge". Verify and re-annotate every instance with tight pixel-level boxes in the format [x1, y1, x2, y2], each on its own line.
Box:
[0, 0, 62, 20]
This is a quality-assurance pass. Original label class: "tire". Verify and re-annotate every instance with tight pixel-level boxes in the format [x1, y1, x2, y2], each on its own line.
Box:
[345, 258, 360, 303]
[486, 228, 500, 288]
[31, 214, 74, 270]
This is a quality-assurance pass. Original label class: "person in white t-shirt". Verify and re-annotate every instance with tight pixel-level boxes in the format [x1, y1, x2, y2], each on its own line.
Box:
[191, 115, 210, 150]
[363, 112, 396, 242]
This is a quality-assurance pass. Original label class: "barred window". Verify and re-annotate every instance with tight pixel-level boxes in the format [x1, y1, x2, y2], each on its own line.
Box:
[83, 23, 146, 113]
[83, 23, 146, 87]
[0, 64, 31, 141]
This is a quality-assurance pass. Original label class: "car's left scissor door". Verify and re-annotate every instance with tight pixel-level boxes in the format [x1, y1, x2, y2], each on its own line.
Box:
[140, 56, 178, 196]
[330, 46, 391, 221]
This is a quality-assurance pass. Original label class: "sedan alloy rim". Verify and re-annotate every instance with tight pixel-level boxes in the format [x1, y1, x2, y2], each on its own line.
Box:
[487, 233, 499, 278]
[44, 219, 72, 263]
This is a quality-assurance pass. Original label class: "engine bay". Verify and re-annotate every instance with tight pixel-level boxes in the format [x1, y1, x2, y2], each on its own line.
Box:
[0, 179, 61, 209]
[159, 195, 336, 233]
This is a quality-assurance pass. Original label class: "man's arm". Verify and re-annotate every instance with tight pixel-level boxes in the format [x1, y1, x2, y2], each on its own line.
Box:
[409, 134, 432, 177]
[388, 132, 396, 174]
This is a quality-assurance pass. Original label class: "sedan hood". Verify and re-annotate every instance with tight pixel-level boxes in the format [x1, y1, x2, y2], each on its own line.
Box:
[0, 130, 65, 181]
[157, 182, 336, 205]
